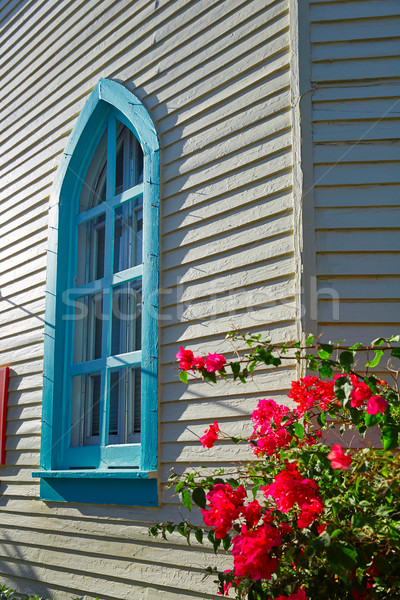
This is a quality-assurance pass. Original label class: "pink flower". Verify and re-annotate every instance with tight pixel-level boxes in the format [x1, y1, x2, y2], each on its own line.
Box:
[205, 352, 226, 372]
[327, 444, 351, 470]
[250, 399, 294, 457]
[366, 395, 387, 415]
[176, 347, 195, 370]
[262, 462, 323, 528]
[201, 484, 246, 539]
[350, 375, 373, 408]
[199, 422, 220, 448]
[193, 356, 205, 370]
[240, 499, 261, 528]
[232, 523, 281, 580]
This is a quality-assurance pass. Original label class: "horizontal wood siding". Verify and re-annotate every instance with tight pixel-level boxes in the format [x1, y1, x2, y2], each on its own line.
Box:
[0, 0, 296, 598]
[309, 0, 400, 343]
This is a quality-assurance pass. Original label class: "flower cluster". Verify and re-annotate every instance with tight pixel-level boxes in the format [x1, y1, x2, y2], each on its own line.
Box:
[201, 484, 246, 539]
[250, 399, 294, 457]
[199, 421, 220, 448]
[176, 347, 226, 373]
[288, 377, 336, 414]
[161, 335, 400, 600]
[232, 522, 281, 581]
[262, 462, 323, 529]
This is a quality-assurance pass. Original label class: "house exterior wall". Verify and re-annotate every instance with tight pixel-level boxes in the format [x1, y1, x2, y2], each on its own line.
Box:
[0, 0, 297, 598]
[307, 0, 400, 350]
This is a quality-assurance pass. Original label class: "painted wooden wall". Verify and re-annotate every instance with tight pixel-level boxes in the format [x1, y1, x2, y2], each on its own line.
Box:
[0, 0, 297, 598]
[307, 0, 400, 347]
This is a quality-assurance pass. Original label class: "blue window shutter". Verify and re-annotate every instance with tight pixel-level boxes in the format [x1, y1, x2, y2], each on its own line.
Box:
[36, 79, 159, 505]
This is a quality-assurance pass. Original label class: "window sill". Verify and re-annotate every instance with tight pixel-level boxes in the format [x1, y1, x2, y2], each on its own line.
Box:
[32, 469, 158, 506]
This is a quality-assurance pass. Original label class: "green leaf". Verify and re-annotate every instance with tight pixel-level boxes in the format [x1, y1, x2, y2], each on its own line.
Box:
[317, 411, 326, 427]
[319, 362, 333, 378]
[327, 542, 358, 571]
[364, 413, 381, 428]
[166, 522, 175, 534]
[293, 422, 305, 440]
[391, 348, 400, 359]
[182, 489, 192, 511]
[194, 529, 204, 544]
[318, 349, 330, 360]
[366, 349, 384, 368]
[371, 337, 386, 346]
[338, 350, 354, 372]
[320, 343, 334, 356]
[330, 529, 343, 539]
[203, 371, 217, 384]
[222, 534, 231, 551]
[175, 481, 185, 494]
[230, 362, 241, 379]
[305, 335, 314, 345]
[179, 371, 188, 384]
[192, 486, 207, 509]
[381, 424, 399, 451]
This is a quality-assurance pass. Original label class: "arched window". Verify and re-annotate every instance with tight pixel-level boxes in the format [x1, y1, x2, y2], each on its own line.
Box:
[34, 80, 159, 506]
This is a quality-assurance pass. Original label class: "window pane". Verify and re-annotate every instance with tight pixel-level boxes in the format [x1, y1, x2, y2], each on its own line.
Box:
[79, 129, 107, 212]
[76, 213, 105, 285]
[71, 373, 102, 447]
[115, 122, 143, 195]
[108, 367, 141, 444]
[74, 293, 103, 363]
[111, 281, 142, 356]
[113, 199, 143, 273]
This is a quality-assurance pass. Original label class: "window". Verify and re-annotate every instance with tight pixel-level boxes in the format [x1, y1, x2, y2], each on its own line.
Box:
[33, 79, 159, 506]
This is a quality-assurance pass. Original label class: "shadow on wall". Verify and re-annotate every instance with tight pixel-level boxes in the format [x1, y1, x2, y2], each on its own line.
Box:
[0, 527, 53, 599]
[1, 1, 32, 28]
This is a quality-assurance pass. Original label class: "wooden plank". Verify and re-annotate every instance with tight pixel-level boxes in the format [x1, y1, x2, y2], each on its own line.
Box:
[314, 184, 400, 207]
[319, 300, 400, 323]
[314, 141, 400, 164]
[310, 1, 400, 22]
[314, 163, 400, 186]
[316, 229, 400, 252]
[315, 206, 400, 229]
[317, 276, 400, 300]
[313, 58, 400, 83]
[312, 38, 400, 62]
[317, 252, 400, 275]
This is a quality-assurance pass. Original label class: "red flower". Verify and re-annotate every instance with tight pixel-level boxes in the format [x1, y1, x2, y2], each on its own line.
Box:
[350, 375, 373, 408]
[288, 377, 336, 414]
[232, 523, 281, 580]
[250, 399, 294, 457]
[199, 421, 220, 448]
[193, 356, 205, 370]
[262, 462, 323, 528]
[366, 395, 387, 415]
[205, 352, 226, 372]
[240, 499, 262, 528]
[176, 347, 195, 370]
[201, 484, 246, 539]
[327, 444, 351, 470]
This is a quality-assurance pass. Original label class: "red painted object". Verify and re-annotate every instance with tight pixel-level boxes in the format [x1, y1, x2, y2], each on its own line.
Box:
[0, 367, 10, 465]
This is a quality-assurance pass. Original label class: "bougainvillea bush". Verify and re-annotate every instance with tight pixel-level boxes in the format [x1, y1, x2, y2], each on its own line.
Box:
[150, 334, 400, 600]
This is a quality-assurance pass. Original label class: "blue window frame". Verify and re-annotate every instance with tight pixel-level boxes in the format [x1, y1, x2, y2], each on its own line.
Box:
[33, 79, 159, 506]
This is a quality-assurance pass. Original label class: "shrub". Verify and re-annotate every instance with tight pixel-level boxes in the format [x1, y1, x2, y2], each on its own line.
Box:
[150, 333, 400, 600]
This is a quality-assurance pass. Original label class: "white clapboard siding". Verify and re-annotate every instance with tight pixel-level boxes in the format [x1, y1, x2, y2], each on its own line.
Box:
[0, 0, 296, 598]
[309, 0, 400, 344]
